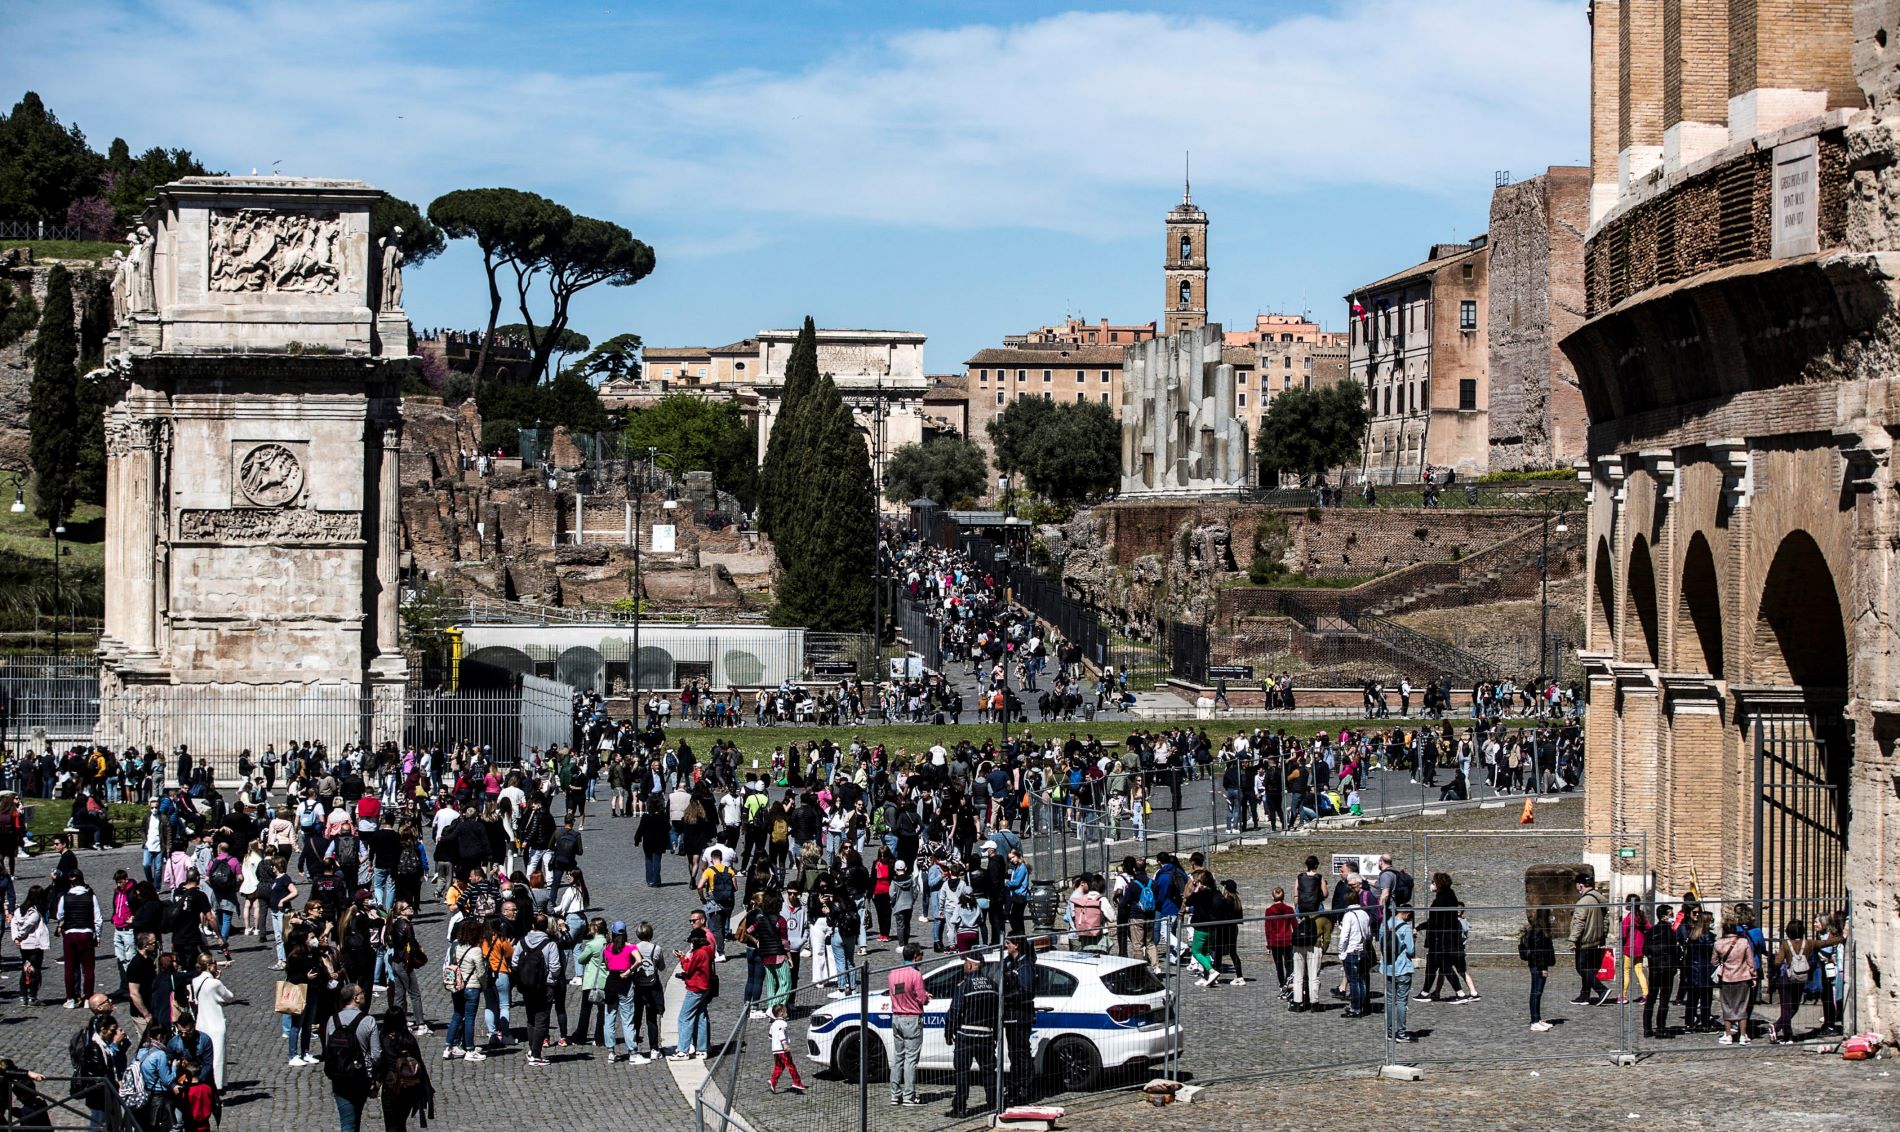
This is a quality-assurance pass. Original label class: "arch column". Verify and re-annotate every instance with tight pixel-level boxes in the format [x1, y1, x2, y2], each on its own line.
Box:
[1580, 649, 1618, 883]
[1660, 674, 1726, 896]
[1612, 662, 1661, 896]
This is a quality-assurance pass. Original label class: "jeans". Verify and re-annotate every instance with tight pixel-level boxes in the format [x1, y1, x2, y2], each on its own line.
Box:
[1225, 788, 1241, 831]
[333, 1087, 370, 1132]
[142, 850, 162, 887]
[525, 849, 551, 879]
[892, 1013, 924, 1100]
[678, 988, 711, 1054]
[1385, 972, 1412, 1036]
[1575, 945, 1604, 999]
[447, 987, 480, 1050]
[372, 867, 395, 911]
[483, 972, 512, 1040]
[832, 939, 855, 991]
[272, 910, 287, 963]
[604, 991, 637, 1052]
[644, 851, 664, 887]
[1344, 952, 1368, 1014]
[1646, 969, 1676, 1034]
[1529, 965, 1547, 1024]
[216, 909, 234, 945]
[282, 1010, 305, 1059]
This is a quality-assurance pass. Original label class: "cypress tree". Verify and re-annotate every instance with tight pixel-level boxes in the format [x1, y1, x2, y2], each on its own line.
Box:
[771, 374, 874, 631]
[27, 265, 78, 526]
[759, 316, 819, 538]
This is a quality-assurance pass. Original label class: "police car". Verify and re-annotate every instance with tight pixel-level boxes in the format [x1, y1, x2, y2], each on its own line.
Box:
[805, 950, 1178, 1091]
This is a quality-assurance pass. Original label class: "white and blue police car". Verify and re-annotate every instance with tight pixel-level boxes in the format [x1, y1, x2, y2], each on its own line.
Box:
[804, 950, 1179, 1091]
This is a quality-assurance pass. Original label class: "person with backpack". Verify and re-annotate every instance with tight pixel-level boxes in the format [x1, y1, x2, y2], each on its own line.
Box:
[322, 983, 381, 1132]
[377, 1009, 433, 1132]
[629, 921, 667, 1063]
[698, 849, 738, 959]
[1152, 852, 1186, 965]
[1117, 857, 1157, 970]
[549, 815, 583, 896]
[205, 843, 241, 961]
[71, 1014, 126, 1132]
[516, 914, 561, 1066]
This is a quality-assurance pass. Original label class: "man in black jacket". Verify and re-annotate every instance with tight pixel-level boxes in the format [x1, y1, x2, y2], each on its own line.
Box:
[944, 953, 999, 1118]
[1000, 935, 1037, 1104]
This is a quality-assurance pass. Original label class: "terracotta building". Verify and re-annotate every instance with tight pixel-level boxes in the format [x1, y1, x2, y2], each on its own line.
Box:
[1004, 316, 1156, 348]
[1563, 0, 1899, 1038]
[1347, 237, 1491, 484]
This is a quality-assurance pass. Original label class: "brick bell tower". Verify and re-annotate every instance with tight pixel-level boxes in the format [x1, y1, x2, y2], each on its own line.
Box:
[1163, 160, 1208, 335]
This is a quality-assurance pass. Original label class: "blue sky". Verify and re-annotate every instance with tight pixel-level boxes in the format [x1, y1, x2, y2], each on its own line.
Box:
[3, 0, 1589, 369]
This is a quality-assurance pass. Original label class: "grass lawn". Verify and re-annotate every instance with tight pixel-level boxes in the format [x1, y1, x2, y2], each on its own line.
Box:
[21, 800, 145, 844]
[0, 472, 104, 568]
[1, 239, 123, 265]
[674, 714, 1528, 763]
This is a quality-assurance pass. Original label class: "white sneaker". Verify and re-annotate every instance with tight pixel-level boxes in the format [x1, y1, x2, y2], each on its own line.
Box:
[1529, 1021, 1552, 1032]
[827, 990, 848, 1000]
[465, 1049, 488, 1062]
[1230, 978, 1247, 987]
[631, 1054, 651, 1065]
[440, 1048, 454, 1060]
[1717, 1033, 1733, 1045]
[668, 1052, 694, 1062]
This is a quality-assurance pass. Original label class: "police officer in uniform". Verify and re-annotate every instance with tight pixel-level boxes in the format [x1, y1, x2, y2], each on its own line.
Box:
[1001, 934, 1038, 1104]
[945, 951, 999, 1118]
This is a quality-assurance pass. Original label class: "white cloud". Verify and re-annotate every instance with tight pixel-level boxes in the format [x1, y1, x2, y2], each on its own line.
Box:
[5, 0, 1587, 237]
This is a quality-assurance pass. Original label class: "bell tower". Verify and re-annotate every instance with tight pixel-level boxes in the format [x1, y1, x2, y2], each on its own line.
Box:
[1163, 162, 1208, 335]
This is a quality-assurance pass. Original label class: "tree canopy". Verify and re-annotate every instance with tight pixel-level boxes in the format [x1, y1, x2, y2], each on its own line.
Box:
[623, 394, 757, 510]
[369, 191, 447, 266]
[758, 317, 819, 536]
[988, 397, 1119, 504]
[0, 93, 102, 224]
[102, 139, 212, 229]
[428, 188, 654, 385]
[883, 434, 988, 507]
[985, 394, 1057, 477]
[571, 332, 644, 383]
[1253, 381, 1370, 486]
[771, 373, 874, 633]
[27, 264, 77, 524]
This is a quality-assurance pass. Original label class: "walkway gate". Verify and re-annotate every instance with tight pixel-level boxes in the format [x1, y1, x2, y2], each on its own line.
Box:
[1753, 712, 1850, 933]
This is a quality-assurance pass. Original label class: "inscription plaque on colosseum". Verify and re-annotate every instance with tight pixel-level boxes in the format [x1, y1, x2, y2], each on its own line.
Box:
[177, 509, 360, 542]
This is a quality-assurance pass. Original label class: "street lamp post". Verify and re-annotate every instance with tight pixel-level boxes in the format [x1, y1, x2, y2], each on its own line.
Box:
[631, 446, 658, 714]
[52, 515, 65, 657]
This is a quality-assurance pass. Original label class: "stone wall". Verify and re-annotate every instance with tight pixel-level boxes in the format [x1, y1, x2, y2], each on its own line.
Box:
[398, 398, 754, 615]
[1059, 500, 1556, 637]
[1487, 167, 1590, 471]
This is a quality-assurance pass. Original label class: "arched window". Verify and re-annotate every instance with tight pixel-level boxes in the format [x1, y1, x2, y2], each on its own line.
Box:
[1179, 235, 1191, 261]
[1179, 279, 1191, 306]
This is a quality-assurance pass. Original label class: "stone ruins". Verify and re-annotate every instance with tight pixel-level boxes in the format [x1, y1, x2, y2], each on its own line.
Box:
[94, 176, 411, 751]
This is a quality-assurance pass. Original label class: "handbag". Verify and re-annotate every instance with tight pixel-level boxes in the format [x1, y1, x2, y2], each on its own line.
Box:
[274, 979, 307, 1015]
[1595, 948, 1617, 984]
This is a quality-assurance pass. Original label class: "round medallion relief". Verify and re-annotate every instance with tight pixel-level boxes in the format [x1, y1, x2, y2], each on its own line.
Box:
[237, 443, 304, 507]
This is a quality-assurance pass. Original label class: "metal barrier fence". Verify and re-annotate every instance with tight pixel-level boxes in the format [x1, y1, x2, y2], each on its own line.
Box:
[0, 667, 575, 777]
[694, 885, 1847, 1132]
[0, 1075, 143, 1131]
[896, 598, 945, 673]
[0, 654, 101, 740]
[1008, 569, 1106, 668]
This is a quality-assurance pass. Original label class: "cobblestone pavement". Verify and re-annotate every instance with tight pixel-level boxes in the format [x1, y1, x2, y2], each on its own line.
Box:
[0, 800, 1845, 1132]
[1062, 1055, 1898, 1132]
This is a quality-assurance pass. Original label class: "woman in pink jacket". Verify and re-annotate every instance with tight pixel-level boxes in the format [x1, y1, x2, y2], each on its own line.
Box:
[1618, 894, 1649, 1003]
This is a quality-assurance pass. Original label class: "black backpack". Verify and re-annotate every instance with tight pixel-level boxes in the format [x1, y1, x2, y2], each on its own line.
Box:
[513, 939, 549, 991]
[1390, 869, 1415, 907]
[709, 865, 735, 907]
[553, 830, 581, 865]
[333, 834, 360, 871]
[397, 843, 423, 878]
[323, 1013, 373, 1082]
[208, 857, 238, 894]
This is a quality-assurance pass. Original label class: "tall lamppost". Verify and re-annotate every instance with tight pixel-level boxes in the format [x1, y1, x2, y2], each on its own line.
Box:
[630, 447, 676, 712]
[1538, 500, 1568, 683]
[52, 513, 66, 657]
